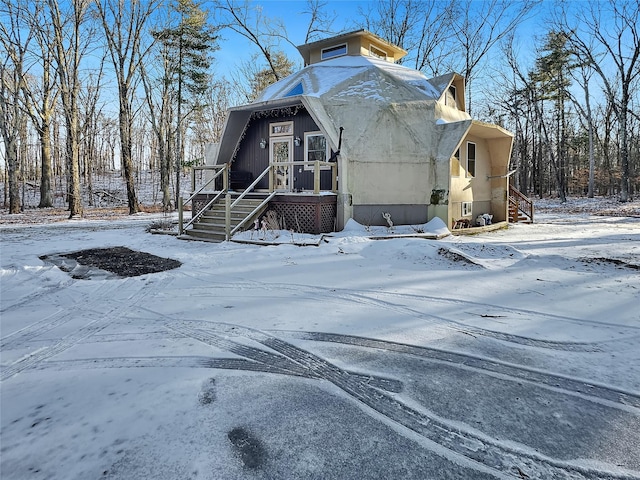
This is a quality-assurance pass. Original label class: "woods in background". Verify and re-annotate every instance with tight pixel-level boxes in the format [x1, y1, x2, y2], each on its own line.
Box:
[1, 0, 638, 216]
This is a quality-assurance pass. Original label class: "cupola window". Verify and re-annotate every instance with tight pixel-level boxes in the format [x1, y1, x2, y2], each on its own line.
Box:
[321, 43, 347, 60]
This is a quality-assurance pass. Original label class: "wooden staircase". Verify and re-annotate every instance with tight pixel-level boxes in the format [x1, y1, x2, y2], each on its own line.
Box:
[181, 194, 270, 242]
[509, 185, 534, 223]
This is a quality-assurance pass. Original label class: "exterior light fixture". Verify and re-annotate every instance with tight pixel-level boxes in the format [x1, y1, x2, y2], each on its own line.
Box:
[294, 136, 301, 147]
[259, 138, 267, 149]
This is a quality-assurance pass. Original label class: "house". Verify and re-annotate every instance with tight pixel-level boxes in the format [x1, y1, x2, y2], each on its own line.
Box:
[180, 30, 519, 242]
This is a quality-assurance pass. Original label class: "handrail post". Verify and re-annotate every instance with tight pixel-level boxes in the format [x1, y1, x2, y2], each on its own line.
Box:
[225, 191, 231, 241]
[191, 169, 196, 192]
[268, 164, 274, 192]
[332, 163, 337, 192]
[223, 163, 229, 191]
[178, 197, 184, 234]
[314, 160, 320, 194]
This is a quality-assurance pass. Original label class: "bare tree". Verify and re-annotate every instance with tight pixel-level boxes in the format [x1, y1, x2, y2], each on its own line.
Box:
[153, 0, 219, 208]
[202, 80, 233, 142]
[568, 61, 596, 197]
[213, 0, 292, 81]
[0, 52, 23, 213]
[223, 49, 295, 104]
[48, 0, 94, 218]
[0, 0, 31, 213]
[452, 0, 540, 114]
[301, 0, 337, 44]
[3, 0, 60, 208]
[559, 0, 640, 202]
[78, 66, 106, 206]
[140, 41, 174, 210]
[358, 0, 457, 75]
[95, 0, 160, 214]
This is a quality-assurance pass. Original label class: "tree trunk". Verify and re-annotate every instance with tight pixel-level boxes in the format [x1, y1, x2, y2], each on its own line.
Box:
[38, 119, 54, 207]
[7, 136, 21, 214]
[119, 95, 140, 214]
[161, 134, 172, 211]
[619, 88, 630, 202]
[67, 117, 83, 218]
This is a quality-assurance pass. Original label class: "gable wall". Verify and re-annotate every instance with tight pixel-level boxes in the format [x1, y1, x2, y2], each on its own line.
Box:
[231, 109, 333, 191]
[449, 135, 504, 223]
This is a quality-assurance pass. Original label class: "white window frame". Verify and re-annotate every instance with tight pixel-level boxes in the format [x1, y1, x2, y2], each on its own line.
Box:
[303, 132, 330, 170]
[270, 121, 293, 137]
[321, 43, 347, 60]
[466, 141, 476, 178]
[461, 201, 473, 217]
[369, 44, 387, 60]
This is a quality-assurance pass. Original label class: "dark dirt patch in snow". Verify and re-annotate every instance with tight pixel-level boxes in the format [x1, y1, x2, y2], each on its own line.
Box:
[227, 427, 267, 469]
[40, 246, 181, 279]
[198, 378, 217, 405]
[437, 247, 483, 267]
[580, 257, 640, 270]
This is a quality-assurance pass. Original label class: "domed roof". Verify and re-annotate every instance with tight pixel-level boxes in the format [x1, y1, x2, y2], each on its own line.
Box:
[255, 55, 447, 105]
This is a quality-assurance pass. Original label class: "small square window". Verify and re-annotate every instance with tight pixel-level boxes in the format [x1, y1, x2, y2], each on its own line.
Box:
[462, 202, 472, 216]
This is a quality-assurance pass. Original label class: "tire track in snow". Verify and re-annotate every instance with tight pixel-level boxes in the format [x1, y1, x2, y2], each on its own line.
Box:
[281, 330, 640, 412]
[190, 278, 639, 332]
[364, 289, 640, 331]
[1, 319, 117, 381]
[166, 322, 403, 393]
[170, 279, 634, 351]
[0, 270, 76, 315]
[33, 355, 319, 378]
[202, 322, 640, 480]
[0, 276, 174, 381]
[315, 289, 604, 352]
[7, 307, 638, 478]
[0, 278, 125, 351]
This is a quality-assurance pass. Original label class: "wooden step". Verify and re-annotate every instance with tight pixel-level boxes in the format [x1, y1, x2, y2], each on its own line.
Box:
[181, 194, 270, 242]
[180, 229, 227, 242]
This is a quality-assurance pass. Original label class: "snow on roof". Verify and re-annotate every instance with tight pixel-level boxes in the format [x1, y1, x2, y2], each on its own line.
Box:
[256, 55, 442, 103]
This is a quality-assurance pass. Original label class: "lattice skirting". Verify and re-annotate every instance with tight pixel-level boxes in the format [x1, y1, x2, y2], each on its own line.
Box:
[269, 196, 337, 234]
[191, 193, 337, 234]
[192, 195, 216, 218]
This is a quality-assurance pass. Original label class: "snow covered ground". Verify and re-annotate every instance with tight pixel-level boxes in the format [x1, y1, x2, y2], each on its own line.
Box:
[1, 198, 639, 480]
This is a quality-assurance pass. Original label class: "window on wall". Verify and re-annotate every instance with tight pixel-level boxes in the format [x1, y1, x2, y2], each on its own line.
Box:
[451, 148, 460, 176]
[466, 142, 476, 177]
[304, 132, 329, 170]
[321, 43, 347, 60]
[270, 121, 293, 137]
[446, 85, 456, 107]
[462, 201, 473, 216]
[369, 44, 387, 60]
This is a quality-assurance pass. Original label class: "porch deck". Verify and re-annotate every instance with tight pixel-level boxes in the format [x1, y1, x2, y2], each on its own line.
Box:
[179, 163, 338, 242]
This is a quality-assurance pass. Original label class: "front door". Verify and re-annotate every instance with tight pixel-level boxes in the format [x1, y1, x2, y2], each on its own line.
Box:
[270, 137, 293, 191]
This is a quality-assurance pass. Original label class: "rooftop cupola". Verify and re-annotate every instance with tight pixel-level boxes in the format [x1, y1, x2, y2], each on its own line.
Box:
[296, 29, 408, 66]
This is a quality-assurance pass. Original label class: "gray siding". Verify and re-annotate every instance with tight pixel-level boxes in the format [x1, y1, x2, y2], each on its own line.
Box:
[231, 106, 334, 191]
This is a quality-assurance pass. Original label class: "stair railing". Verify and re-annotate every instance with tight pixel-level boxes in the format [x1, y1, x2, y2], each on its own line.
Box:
[225, 161, 336, 239]
[509, 185, 534, 223]
[179, 165, 228, 234]
[227, 165, 275, 239]
[181, 159, 339, 240]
